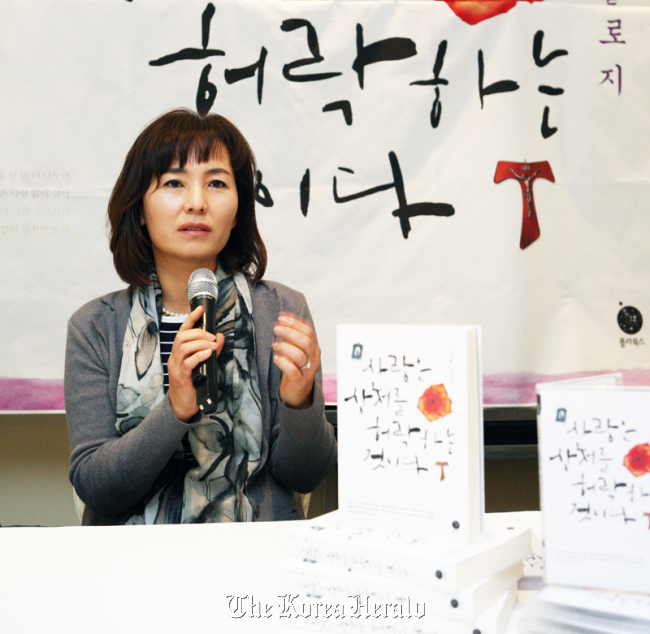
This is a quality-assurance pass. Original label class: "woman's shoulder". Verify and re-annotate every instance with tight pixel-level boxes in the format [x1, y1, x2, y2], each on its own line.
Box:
[68, 287, 132, 331]
[249, 277, 313, 325]
[250, 277, 309, 311]
[252, 278, 305, 301]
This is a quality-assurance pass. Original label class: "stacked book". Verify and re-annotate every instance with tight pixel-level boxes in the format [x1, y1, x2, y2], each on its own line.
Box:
[279, 325, 533, 633]
[522, 586, 650, 634]
[280, 513, 530, 633]
[523, 375, 650, 632]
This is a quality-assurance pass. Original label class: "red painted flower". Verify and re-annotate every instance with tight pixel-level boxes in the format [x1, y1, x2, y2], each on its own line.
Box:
[444, 0, 546, 26]
[623, 443, 650, 477]
[418, 384, 452, 421]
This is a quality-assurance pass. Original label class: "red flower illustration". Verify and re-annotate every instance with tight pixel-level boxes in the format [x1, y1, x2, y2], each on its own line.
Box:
[418, 384, 452, 421]
[623, 443, 650, 477]
[444, 0, 545, 26]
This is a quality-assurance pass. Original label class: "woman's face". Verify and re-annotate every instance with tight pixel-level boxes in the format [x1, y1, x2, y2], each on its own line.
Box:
[141, 148, 238, 273]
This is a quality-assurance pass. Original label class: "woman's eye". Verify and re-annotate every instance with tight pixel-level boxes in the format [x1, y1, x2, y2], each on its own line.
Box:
[163, 179, 183, 188]
[209, 179, 226, 188]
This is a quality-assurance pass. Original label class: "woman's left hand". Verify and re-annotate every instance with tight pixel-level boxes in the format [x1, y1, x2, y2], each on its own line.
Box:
[272, 312, 321, 409]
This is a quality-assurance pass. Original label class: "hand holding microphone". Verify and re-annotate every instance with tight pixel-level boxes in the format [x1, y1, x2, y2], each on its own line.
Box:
[167, 269, 223, 421]
[187, 268, 220, 414]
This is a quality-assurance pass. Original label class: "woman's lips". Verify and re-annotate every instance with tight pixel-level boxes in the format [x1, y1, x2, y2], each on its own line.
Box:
[179, 223, 211, 235]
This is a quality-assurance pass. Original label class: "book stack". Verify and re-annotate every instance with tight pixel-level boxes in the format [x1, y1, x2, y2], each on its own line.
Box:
[280, 325, 532, 634]
[523, 376, 650, 632]
[523, 585, 650, 633]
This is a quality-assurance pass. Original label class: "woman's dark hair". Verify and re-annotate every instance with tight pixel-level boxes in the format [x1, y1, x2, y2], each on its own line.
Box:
[108, 108, 267, 287]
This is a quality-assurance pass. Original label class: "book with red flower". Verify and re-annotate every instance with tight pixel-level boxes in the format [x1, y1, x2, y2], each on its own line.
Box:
[337, 324, 484, 545]
[537, 377, 650, 594]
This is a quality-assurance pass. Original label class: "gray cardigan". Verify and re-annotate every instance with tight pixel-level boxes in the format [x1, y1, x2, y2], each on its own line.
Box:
[64, 278, 337, 524]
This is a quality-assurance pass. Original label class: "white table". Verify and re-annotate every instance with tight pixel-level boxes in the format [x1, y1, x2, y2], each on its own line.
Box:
[0, 511, 542, 634]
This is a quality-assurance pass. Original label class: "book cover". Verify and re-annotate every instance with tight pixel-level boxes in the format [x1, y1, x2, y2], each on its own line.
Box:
[337, 325, 484, 543]
[537, 381, 650, 593]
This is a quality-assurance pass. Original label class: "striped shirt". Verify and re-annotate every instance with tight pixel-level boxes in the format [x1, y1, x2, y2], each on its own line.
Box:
[159, 315, 185, 392]
[160, 315, 198, 463]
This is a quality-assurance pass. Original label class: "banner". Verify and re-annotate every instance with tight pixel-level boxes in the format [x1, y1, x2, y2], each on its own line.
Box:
[1, 0, 649, 409]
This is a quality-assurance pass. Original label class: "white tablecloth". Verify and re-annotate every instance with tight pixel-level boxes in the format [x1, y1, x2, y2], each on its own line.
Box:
[0, 511, 542, 634]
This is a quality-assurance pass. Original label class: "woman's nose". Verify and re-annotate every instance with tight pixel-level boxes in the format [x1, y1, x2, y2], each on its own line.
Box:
[184, 185, 207, 213]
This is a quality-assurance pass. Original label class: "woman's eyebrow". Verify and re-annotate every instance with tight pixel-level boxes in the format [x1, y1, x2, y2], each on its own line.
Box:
[166, 167, 232, 175]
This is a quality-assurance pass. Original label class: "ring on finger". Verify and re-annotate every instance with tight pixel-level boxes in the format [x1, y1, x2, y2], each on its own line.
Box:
[301, 361, 311, 370]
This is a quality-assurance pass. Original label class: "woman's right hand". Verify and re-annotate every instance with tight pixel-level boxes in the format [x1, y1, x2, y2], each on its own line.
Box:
[167, 305, 224, 422]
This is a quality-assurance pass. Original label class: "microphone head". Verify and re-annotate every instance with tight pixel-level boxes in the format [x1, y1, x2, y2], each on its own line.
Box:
[187, 268, 218, 302]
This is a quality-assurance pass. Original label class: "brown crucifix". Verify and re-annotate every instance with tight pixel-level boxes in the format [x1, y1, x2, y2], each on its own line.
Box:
[494, 161, 555, 249]
[436, 461, 449, 481]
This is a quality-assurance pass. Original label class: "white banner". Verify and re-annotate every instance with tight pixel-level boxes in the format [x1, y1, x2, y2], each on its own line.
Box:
[1, 0, 649, 408]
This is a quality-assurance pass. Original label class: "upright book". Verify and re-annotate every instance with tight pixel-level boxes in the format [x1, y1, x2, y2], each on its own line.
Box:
[537, 376, 650, 593]
[337, 325, 484, 543]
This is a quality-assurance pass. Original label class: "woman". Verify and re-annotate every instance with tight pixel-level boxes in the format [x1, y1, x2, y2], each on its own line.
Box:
[64, 109, 337, 525]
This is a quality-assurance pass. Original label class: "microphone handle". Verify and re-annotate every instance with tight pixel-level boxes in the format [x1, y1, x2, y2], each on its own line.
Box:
[190, 293, 218, 414]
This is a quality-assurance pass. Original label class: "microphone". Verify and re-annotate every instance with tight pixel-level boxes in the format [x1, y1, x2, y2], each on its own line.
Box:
[187, 268, 219, 414]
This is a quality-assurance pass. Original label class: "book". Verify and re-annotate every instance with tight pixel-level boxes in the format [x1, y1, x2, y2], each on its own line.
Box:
[337, 325, 484, 543]
[279, 584, 517, 634]
[278, 557, 523, 622]
[284, 516, 531, 593]
[522, 586, 650, 634]
[536, 378, 650, 593]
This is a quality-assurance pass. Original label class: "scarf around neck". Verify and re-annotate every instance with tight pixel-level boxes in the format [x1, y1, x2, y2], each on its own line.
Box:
[115, 269, 263, 524]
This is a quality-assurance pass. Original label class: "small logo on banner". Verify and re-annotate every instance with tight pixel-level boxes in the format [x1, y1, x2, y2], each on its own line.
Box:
[618, 304, 643, 335]
[351, 344, 363, 359]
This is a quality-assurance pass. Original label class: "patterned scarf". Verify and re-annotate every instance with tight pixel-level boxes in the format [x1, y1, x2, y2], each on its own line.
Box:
[115, 269, 263, 524]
